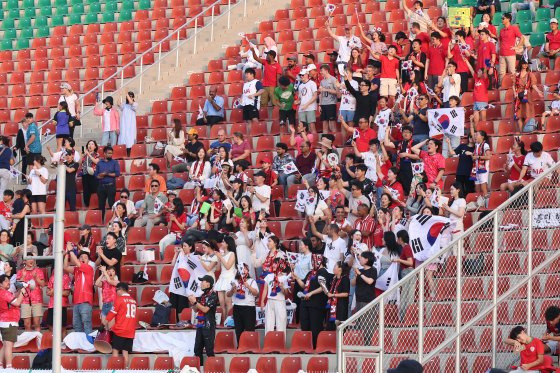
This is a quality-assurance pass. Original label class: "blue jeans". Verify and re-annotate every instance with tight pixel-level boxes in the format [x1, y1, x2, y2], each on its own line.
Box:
[277, 172, 289, 186]
[412, 133, 429, 150]
[101, 131, 117, 146]
[101, 302, 113, 317]
[73, 302, 93, 335]
[511, 2, 535, 23]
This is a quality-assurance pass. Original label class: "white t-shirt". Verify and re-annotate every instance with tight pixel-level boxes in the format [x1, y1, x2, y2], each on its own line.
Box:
[59, 94, 78, 116]
[336, 35, 362, 62]
[297, 80, 317, 112]
[523, 151, 555, 179]
[305, 199, 328, 218]
[28, 167, 49, 196]
[442, 74, 461, 102]
[231, 278, 259, 306]
[340, 80, 358, 111]
[264, 273, 288, 301]
[103, 109, 111, 132]
[344, 242, 368, 268]
[361, 151, 378, 182]
[322, 235, 346, 273]
[252, 185, 271, 214]
[241, 79, 263, 108]
[475, 142, 490, 172]
[449, 198, 466, 232]
[201, 254, 219, 279]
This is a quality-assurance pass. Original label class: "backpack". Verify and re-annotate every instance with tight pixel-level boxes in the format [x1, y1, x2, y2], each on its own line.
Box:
[32, 349, 52, 370]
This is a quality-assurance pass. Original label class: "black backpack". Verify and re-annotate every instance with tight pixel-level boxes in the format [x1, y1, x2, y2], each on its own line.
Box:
[32, 349, 52, 370]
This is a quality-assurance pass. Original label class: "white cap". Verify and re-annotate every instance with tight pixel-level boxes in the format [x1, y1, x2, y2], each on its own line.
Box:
[299, 69, 309, 76]
[60, 82, 72, 90]
[478, 21, 488, 28]
[306, 63, 317, 71]
[551, 18, 558, 24]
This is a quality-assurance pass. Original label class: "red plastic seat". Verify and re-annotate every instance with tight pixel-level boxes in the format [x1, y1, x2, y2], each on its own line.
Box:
[207, 59, 223, 72]
[262, 331, 286, 353]
[106, 357, 125, 370]
[204, 357, 225, 373]
[307, 357, 329, 373]
[180, 356, 200, 370]
[314, 330, 336, 353]
[280, 357, 302, 373]
[256, 357, 277, 373]
[84, 210, 104, 226]
[288, 330, 313, 353]
[215, 330, 236, 353]
[229, 357, 251, 373]
[130, 357, 150, 370]
[154, 357, 174, 370]
[237, 331, 260, 353]
[61, 356, 78, 370]
[82, 357, 102, 370]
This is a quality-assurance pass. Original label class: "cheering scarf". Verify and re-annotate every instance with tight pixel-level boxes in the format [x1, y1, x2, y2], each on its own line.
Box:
[191, 160, 205, 180]
[326, 275, 344, 322]
[514, 72, 531, 120]
[195, 288, 214, 328]
[259, 250, 286, 297]
[235, 264, 250, 299]
[304, 254, 323, 294]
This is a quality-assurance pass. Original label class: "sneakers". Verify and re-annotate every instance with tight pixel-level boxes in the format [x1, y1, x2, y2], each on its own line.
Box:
[86, 335, 95, 345]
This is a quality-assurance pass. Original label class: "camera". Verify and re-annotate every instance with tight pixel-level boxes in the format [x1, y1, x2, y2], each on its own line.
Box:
[15, 281, 28, 290]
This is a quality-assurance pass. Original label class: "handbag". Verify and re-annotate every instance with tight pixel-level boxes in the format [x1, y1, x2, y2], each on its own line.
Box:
[84, 155, 94, 176]
[463, 254, 484, 275]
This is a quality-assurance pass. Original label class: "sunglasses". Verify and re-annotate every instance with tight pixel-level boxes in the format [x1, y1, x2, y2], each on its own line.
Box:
[151, 184, 159, 188]
[120, 195, 128, 198]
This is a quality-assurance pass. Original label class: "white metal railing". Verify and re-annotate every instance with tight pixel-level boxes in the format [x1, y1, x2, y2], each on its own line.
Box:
[13, 0, 259, 169]
[337, 160, 560, 372]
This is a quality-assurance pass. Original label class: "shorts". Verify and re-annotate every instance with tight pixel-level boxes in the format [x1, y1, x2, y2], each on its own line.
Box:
[242, 105, 259, 121]
[279, 109, 296, 126]
[21, 303, 43, 318]
[101, 302, 114, 317]
[112, 333, 134, 353]
[30, 194, 47, 203]
[320, 104, 337, 121]
[475, 171, 488, 185]
[46, 307, 68, 327]
[0, 325, 18, 342]
[56, 134, 70, 139]
[473, 102, 488, 111]
[298, 110, 316, 124]
[380, 78, 398, 97]
[340, 110, 355, 122]
[546, 340, 559, 354]
[260, 86, 274, 107]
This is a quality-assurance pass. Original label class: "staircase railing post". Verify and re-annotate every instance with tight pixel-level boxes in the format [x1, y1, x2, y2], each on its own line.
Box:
[210, 6, 215, 41]
[492, 213, 499, 367]
[176, 30, 180, 67]
[157, 43, 162, 81]
[194, 17, 198, 54]
[455, 240, 463, 371]
[227, 0, 231, 29]
[418, 267, 425, 363]
[243, 0, 247, 17]
[527, 185, 534, 335]
[139, 58, 143, 94]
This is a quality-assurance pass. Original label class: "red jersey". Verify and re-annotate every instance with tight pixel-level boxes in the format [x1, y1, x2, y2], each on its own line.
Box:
[262, 60, 282, 87]
[547, 30, 560, 51]
[509, 155, 528, 181]
[440, 27, 452, 49]
[519, 337, 545, 367]
[355, 128, 377, 153]
[399, 244, 415, 269]
[417, 32, 430, 54]
[372, 222, 384, 248]
[387, 181, 405, 206]
[73, 262, 94, 305]
[427, 44, 446, 75]
[17, 267, 45, 304]
[48, 273, 71, 308]
[353, 215, 375, 249]
[376, 159, 393, 188]
[0, 201, 11, 218]
[473, 76, 489, 103]
[499, 25, 522, 57]
[170, 212, 187, 234]
[0, 288, 19, 322]
[420, 151, 445, 189]
[476, 41, 496, 69]
[379, 55, 400, 79]
[106, 293, 137, 339]
[285, 65, 301, 83]
[450, 42, 474, 73]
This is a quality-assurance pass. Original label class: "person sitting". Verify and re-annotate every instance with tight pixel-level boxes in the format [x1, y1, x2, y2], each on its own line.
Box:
[505, 325, 553, 373]
[196, 86, 225, 126]
[134, 180, 168, 239]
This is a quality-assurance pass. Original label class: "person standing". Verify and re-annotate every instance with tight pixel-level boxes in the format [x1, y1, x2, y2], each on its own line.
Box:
[325, 261, 350, 330]
[59, 83, 80, 139]
[64, 250, 94, 341]
[63, 150, 79, 211]
[23, 113, 42, 179]
[318, 65, 338, 133]
[188, 275, 218, 365]
[352, 251, 377, 344]
[251, 48, 282, 108]
[0, 136, 15, 197]
[53, 101, 71, 150]
[498, 13, 525, 85]
[227, 263, 259, 343]
[94, 96, 120, 147]
[0, 274, 25, 369]
[96, 232, 123, 279]
[95, 146, 121, 221]
[118, 92, 138, 157]
[16, 254, 45, 331]
[241, 68, 264, 126]
[104, 282, 137, 369]
[81, 140, 100, 208]
[14, 119, 27, 184]
[296, 69, 318, 134]
[27, 155, 48, 223]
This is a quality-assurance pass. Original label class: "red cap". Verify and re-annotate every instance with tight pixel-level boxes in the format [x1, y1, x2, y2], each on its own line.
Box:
[260, 156, 272, 164]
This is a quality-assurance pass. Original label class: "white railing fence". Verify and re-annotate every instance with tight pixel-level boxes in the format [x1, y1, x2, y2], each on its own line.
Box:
[337, 161, 560, 373]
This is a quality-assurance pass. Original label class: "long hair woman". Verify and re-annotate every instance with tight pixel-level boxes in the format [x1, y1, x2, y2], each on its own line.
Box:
[158, 198, 187, 257]
[164, 118, 186, 167]
[214, 236, 237, 323]
[325, 261, 350, 330]
[291, 238, 312, 324]
[169, 238, 196, 323]
[227, 262, 259, 343]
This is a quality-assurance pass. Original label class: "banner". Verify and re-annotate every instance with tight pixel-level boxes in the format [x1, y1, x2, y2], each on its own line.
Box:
[375, 109, 391, 141]
[169, 253, 206, 297]
[533, 208, 560, 228]
[375, 262, 400, 304]
[408, 214, 451, 262]
[448, 7, 471, 28]
[427, 107, 465, 138]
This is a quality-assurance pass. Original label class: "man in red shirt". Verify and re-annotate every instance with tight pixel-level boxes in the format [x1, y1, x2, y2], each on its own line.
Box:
[425, 33, 446, 90]
[506, 326, 552, 372]
[283, 56, 301, 83]
[104, 282, 137, 368]
[0, 190, 13, 231]
[370, 45, 401, 100]
[475, 28, 497, 71]
[353, 204, 375, 249]
[340, 116, 377, 153]
[447, 30, 473, 94]
[465, 58, 490, 126]
[0, 274, 25, 368]
[411, 22, 430, 54]
[65, 250, 94, 338]
[544, 18, 560, 69]
[259, 156, 278, 187]
[251, 48, 282, 108]
[498, 13, 525, 85]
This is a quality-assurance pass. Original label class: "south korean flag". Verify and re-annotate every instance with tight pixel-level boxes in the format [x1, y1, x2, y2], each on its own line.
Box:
[427, 107, 465, 139]
[375, 108, 391, 141]
[375, 262, 400, 304]
[408, 214, 451, 262]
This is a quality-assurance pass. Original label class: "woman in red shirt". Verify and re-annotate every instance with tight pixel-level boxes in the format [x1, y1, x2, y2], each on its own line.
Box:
[349, 47, 365, 75]
[158, 198, 187, 256]
[500, 138, 529, 192]
[0, 274, 25, 368]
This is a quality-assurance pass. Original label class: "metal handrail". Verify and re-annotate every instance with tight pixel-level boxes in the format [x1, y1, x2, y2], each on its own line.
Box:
[337, 160, 560, 369]
[13, 0, 251, 168]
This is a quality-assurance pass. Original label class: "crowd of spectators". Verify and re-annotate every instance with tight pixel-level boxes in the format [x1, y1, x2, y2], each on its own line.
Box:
[0, 0, 560, 369]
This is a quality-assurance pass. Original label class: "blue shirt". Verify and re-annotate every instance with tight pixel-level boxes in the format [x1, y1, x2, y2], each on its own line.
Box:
[26, 122, 42, 154]
[94, 159, 120, 185]
[0, 145, 14, 170]
[203, 96, 225, 117]
[54, 111, 70, 135]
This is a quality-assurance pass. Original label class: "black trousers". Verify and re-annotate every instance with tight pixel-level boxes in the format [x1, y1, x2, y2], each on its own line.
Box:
[69, 125, 75, 139]
[97, 182, 116, 220]
[19, 149, 28, 182]
[300, 305, 326, 349]
[195, 116, 224, 126]
[398, 164, 413, 197]
[82, 174, 98, 207]
[458, 71, 469, 95]
[293, 282, 304, 324]
[65, 189, 76, 211]
[232, 305, 256, 344]
[455, 174, 475, 196]
[194, 327, 215, 364]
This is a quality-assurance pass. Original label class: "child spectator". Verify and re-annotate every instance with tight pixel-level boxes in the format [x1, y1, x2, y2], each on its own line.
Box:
[95, 265, 119, 324]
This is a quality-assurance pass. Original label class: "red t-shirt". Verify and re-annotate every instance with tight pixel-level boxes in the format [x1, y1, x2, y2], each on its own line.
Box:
[262, 60, 282, 87]
[451, 41, 474, 73]
[487, 24, 497, 38]
[420, 150, 445, 189]
[170, 212, 187, 234]
[372, 222, 384, 248]
[473, 76, 489, 103]
[17, 267, 45, 304]
[380, 55, 400, 79]
[520, 337, 545, 367]
[499, 25, 522, 57]
[353, 215, 375, 249]
[509, 155, 528, 181]
[106, 293, 137, 339]
[547, 30, 560, 51]
[0, 288, 19, 322]
[73, 262, 94, 305]
[376, 159, 393, 188]
[48, 273, 71, 308]
[427, 44, 446, 75]
[440, 27, 452, 49]
[0, 201, 11, 218]
[285, 65, 301, 83]
[476, 41, 496, 69]
[399, 244, 415, 269]
[387, 181, 405, 206]
[355, 128, 377, 153]
[417, 32, 431, 54]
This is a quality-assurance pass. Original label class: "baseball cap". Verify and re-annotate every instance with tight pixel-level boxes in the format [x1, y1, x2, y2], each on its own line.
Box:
[551, 18, 558, 24]
[387, 359, 423, 373]
[306, 63, 317, 71]
[287, 55, 297, 61]
[299, 69, 309, 76]
[187, 128, 198, 136]
[167, 190, 177, 196]
[198, 275, 215, 287]
[260, 156, 272, 164]
[265, 50, 277, 58]
[327, 50, 338, 56]
[60, 82, 72, 90]
[303, 53, 315, 60]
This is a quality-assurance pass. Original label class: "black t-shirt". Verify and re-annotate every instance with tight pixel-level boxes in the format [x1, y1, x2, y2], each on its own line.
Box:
[197, 290, 218, 329]
[303, 267, 330, 309]
[355, 267, 377, 303]
[333, 275, 350, 321]
[341, 165, 356, 183]
[65, 161, 79, 191]
[186, 141, 204, 162]
[102, 247, 122, 278]
[453, 144, 475, 177]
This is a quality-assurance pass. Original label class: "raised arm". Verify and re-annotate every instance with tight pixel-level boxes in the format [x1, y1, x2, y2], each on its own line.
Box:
[411, 138, 428, 155]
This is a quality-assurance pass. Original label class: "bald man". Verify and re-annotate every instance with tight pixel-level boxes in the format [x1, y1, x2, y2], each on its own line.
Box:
[196, 86, 225, 126]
